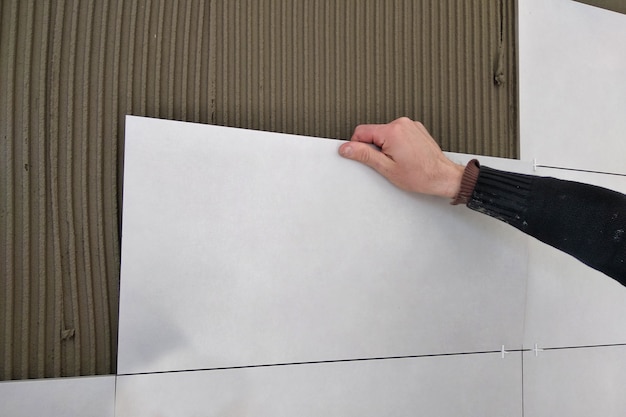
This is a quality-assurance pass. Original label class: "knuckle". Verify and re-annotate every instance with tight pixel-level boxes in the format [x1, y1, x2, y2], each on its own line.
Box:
[357, 148, 370, 164]
[352, 124, 365, 137]
[395, 116, 411, 124]
[388, 121, 403, 136]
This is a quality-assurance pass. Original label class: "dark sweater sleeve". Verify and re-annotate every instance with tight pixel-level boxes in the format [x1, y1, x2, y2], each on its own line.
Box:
[456, 160, 626, 285]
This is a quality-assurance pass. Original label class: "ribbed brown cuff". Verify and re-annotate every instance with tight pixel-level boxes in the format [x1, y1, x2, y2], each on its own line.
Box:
[451, 159, 480, 205]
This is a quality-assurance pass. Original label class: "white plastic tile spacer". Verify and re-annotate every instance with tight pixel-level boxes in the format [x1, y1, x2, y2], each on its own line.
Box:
[533, 343, 544, 357]
[501, 345, 510, 359]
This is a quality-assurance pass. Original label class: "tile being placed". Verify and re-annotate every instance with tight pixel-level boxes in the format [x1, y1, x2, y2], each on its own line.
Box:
[0, 376, 115, 417]
[519, 0, 626, 175]
[116, 352, 522, 417]
[118, 116, 530, 374]
[523, 345, 626, 416]
[523, 167, 626, 349]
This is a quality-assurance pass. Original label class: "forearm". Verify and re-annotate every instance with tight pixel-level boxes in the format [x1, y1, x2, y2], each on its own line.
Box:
[458, 161, 626, 284]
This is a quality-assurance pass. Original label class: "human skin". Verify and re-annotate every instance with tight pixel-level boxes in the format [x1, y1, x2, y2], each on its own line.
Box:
[338, 117, 465, 199]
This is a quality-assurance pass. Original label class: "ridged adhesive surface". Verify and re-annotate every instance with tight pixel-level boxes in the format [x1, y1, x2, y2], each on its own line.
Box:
[0, 0, 517, 380]
[573, 0, 626, 15]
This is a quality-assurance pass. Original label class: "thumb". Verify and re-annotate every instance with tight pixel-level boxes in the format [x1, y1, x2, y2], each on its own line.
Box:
[338, 142, 391, 173]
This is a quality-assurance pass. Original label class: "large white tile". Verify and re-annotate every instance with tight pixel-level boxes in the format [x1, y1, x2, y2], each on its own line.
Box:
[118, 116, 530, 374]
[524, 239, 626, 348]
[524, 346, 626, 416]
[523, 167, 626, 349]
[116, 352, 522, 417]
[519, 0, 626, 174]
[0, 376, 115, 417]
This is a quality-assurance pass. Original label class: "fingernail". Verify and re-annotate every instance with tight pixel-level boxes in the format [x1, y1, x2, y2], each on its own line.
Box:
[340, 144, 353, 157]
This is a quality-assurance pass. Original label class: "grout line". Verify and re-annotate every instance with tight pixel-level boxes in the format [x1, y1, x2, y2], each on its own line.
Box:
[117, 349, 532, 377]
[541, 343, 626, 351]
[113, 373, 118, 415]
[536, 164, 626, 178]
[521, 351, 525, 417]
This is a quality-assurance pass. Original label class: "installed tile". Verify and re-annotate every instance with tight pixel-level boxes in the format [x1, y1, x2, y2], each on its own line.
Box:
[524, 345, 626, 416]
[523, 167, 626, 349]
[116, 352, 522, 417]
[118, 117, 530, 374]
[519, 0, 626, 174]
[0, 376, 115, 417]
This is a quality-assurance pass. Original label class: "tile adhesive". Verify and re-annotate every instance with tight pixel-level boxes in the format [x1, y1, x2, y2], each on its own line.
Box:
[0, 0, 517, 379]
[573, 0, 626, 15]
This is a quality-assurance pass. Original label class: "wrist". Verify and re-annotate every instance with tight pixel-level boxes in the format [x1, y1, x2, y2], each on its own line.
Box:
[442, 163, 465, 199]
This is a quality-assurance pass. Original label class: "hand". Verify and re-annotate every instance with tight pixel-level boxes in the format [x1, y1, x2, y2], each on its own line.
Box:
[338, 117, 465, 199]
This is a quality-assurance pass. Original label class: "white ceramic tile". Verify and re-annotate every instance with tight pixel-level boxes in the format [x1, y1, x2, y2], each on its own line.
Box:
[519, 0, 626, 174]
[116, 352, 522, 417]
[524, 345, 626, 416]
[118, 116, 530, 374]
[523, 167, 626, 349]
[0, 376, 115, 417]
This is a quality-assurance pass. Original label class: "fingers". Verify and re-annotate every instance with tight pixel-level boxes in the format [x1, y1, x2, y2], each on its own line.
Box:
[351, 117, 420, 147]
[338, 141, 392, 174]
[350, 123, 388, 148]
